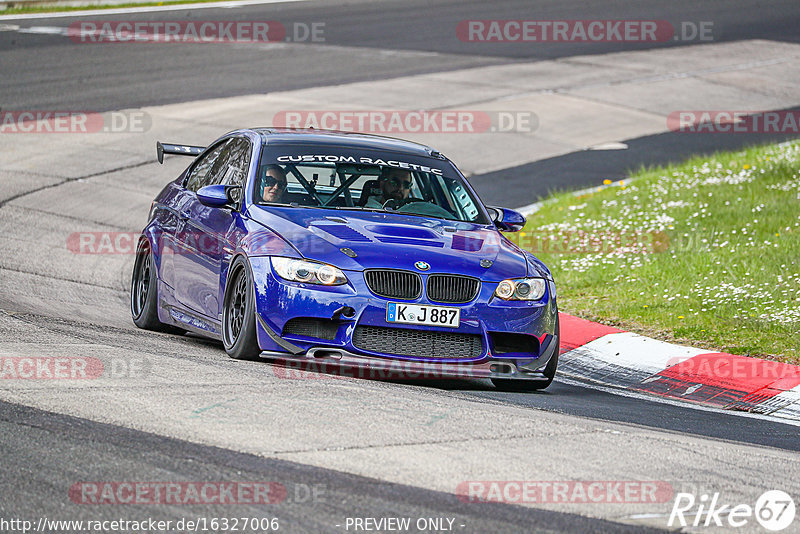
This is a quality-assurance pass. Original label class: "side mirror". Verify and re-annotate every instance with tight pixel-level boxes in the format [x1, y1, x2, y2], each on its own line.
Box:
[197, 184, 238, 208]
[489, 206, 526, 232]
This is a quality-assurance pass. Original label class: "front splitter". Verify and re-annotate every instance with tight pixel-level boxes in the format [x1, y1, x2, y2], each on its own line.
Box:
[259, 347, 552, 382]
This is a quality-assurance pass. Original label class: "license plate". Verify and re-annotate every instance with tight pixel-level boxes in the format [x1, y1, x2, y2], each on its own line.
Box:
[386, 302, 460, 328]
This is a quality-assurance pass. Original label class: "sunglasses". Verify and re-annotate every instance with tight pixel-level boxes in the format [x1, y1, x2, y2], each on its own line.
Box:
[388, 177, 413, 189]
[263, 176, 287, 189]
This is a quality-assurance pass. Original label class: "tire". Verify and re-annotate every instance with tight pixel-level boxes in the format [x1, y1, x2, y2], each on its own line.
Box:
[492, 316, 559, 392]
[221, 257, 261, 360]
[130, 238, 185, 334]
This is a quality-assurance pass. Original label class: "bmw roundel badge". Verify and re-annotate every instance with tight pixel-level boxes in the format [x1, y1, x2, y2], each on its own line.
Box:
[414, 261, 430, 271]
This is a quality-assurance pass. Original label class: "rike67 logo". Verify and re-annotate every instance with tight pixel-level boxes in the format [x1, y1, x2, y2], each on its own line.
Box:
[669, 490, 795, 531]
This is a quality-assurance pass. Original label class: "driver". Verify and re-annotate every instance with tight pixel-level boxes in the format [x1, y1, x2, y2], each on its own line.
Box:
[260, 165, 288, 203]
[366, 167, 413, 208]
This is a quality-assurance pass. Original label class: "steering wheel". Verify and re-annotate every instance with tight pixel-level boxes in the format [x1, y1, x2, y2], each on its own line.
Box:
[382, 197, 427, 210]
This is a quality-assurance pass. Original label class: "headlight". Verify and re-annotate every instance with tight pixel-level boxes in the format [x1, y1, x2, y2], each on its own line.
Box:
[271, 257, 347, 285]
[494, 278, 546, 300]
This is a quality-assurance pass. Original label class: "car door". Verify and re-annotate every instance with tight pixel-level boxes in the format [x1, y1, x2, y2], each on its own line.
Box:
[173, 138, 238, 317]
[173, 138, 247, 320]
[160, 141, 230, 294]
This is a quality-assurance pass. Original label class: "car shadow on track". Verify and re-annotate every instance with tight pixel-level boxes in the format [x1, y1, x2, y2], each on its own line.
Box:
[266, 357, 558, 394]
[180, 334, 550, 393]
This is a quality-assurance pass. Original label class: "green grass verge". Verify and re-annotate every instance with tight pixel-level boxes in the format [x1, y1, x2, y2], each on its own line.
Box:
[508, 140, 800, 364]
[0, 0, 229, 15]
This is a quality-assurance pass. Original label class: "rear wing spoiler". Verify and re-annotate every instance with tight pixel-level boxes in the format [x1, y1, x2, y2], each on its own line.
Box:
[156, 141, 205, 164]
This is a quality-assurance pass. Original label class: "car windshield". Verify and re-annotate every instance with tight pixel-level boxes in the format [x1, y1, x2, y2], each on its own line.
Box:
[253, 157, 489, 224]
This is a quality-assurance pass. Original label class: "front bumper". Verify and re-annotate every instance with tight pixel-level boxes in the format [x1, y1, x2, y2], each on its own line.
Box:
[259, 332, 559, 381]
[248, 256, 558, 366]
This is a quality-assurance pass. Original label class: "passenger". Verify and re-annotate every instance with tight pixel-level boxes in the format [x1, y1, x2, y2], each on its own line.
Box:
[260, 165, 288, 203]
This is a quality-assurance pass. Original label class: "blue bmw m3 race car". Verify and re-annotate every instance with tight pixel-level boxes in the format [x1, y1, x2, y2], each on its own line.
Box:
[131, 129, 559, 390]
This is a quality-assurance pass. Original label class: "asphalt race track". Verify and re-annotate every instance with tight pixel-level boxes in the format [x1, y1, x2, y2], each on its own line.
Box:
[1, 1, 799, 533]
[2, 0, 800, 111]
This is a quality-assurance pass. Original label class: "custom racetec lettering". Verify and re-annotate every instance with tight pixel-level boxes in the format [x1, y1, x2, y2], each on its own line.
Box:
[275, 155, 444, 175]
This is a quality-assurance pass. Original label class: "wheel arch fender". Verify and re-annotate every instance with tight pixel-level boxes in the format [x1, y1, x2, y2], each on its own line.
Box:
[139, 224, 165, 276]
[221, 253, 263, 318]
